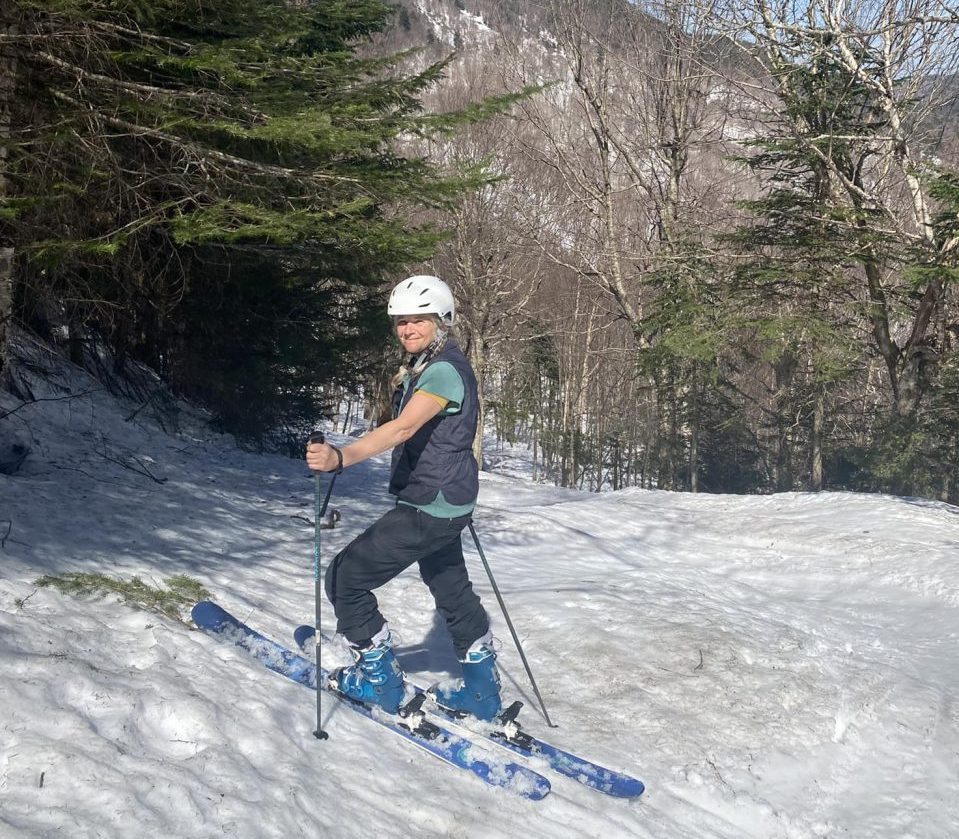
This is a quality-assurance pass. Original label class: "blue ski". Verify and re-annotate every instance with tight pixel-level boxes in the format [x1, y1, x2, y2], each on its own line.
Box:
[293, 624, 644, 799]
[191, 602, 550, 800]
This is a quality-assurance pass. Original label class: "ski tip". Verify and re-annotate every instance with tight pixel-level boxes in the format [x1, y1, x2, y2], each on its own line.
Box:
[191, 600, 229, 630]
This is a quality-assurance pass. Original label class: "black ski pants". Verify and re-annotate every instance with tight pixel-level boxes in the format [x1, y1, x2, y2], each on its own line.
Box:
[324, 504, 489, 658]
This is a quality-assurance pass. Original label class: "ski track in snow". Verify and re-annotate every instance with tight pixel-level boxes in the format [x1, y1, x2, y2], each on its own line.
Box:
[2, 355, 959, 838]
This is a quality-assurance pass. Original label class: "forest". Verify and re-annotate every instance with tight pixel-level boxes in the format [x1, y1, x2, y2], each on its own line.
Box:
[2, 0, 958, 502]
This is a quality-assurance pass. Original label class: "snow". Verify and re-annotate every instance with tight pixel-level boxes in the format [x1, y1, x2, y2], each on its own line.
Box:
[459, 9, 491, 33]
[411, 1, 496, 49]
[2, 345, 959, 838]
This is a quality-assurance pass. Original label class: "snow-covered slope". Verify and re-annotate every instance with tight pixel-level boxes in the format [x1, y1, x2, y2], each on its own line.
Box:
[2, 346, 958, 838]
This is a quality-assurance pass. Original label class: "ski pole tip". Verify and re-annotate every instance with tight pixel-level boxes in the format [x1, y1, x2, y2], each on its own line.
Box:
[314, 729, 330, 741]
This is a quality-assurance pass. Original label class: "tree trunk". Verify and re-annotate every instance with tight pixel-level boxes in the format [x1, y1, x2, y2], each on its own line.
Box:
[0, 14, 17, 383]
[689, 366, 699, 493]
[810, 392, 824, 491]
[612, 438, 620, 491]
[560, 375, 572, 487]
[943, 435, 956, 504]
[467, 334, 486, 469]
[773, 352, 796, 491]
[0, 248, 11, 384]
[531, 414, 538, 482]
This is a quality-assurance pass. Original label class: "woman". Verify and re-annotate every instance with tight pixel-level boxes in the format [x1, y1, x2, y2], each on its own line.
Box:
[306, 275, 502, 721]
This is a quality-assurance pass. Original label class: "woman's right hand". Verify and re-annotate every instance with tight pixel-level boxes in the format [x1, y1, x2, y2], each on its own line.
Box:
[306, 441, 341, 472]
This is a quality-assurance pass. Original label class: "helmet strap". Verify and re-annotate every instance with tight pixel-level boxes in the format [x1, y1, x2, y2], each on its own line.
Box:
[406, 328, 448, 382]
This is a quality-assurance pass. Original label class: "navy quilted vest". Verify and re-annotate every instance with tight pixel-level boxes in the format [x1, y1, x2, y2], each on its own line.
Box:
[388, 341, 479, 507]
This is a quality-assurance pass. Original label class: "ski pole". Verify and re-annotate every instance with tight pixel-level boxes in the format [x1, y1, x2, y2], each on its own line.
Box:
[309, 430, 342, 741]
[467, 522, 558, 728]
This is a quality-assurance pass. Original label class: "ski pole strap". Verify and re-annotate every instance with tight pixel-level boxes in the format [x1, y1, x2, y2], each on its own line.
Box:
[319, 473, 337, 520]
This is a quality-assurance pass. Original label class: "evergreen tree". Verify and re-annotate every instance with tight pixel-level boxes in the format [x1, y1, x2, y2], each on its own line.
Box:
[1, 0, 520, 441]
[862, 168, 959, 501]
[638, 241, 728, 492]
[726, 40, 885, 491]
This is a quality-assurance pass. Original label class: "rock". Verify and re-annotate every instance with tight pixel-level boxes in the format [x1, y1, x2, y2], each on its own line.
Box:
[0, 429, 30, 475]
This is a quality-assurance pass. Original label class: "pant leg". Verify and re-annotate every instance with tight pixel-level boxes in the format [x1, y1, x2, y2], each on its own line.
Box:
[417, 514, 490, 658]
[325, 504, 466, 645]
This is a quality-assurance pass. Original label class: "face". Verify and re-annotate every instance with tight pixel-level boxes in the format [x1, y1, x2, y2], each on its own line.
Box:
[394, 315, 439, 355]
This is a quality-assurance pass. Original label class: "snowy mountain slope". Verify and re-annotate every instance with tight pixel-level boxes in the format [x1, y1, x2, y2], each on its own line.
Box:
[2, 346, 958, 837]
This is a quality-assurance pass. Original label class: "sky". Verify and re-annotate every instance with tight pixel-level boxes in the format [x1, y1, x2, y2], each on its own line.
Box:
[1, 335, 958, 838]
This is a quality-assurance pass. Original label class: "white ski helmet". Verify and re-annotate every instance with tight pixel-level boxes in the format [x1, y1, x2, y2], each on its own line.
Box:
[387, 275, 455, 325]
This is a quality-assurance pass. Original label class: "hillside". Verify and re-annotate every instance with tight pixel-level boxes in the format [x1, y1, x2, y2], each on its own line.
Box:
[1, 333, 958, 837]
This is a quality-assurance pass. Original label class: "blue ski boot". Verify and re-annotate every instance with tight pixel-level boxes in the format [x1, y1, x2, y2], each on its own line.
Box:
[431, 636, 502, 722]
[331, 627, 405, 715]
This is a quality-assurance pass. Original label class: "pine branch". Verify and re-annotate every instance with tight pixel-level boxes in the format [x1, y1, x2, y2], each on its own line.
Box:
[49, 89, 360, 185]
[36, 50, 265, 121]
[87, 20, 194, 52]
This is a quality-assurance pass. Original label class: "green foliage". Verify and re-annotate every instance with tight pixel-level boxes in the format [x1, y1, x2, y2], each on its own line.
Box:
[837, 351, 959, 502]
[5, 0, 512, 442]
[640, 243, 727, 374]
[695, 407, 768, 494]
[635, 243, 733, 490]
[168, 244, 391, 442]
[35, 573, 210, 622]
[927, 169, 959, 285]
[719, 45, 901, 492]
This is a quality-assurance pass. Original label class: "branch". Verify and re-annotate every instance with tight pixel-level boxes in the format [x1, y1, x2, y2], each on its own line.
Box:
[88, 20, 195, 52]
[50, 90, 361, 186]
[94, 439, 167, 484]
[36, 51, 265, 121]
[0, 388, 100, 421]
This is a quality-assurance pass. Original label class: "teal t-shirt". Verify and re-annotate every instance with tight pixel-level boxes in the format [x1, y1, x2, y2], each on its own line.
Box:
[398, 361, 475, 518]
[405, 361, 464, 415]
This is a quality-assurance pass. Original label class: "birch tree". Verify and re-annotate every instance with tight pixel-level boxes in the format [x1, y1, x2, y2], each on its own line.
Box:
[717, 0, 959, 417]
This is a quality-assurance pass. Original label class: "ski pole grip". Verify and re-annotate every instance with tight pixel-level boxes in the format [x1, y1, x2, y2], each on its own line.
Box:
[308, 430, 343, 474]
